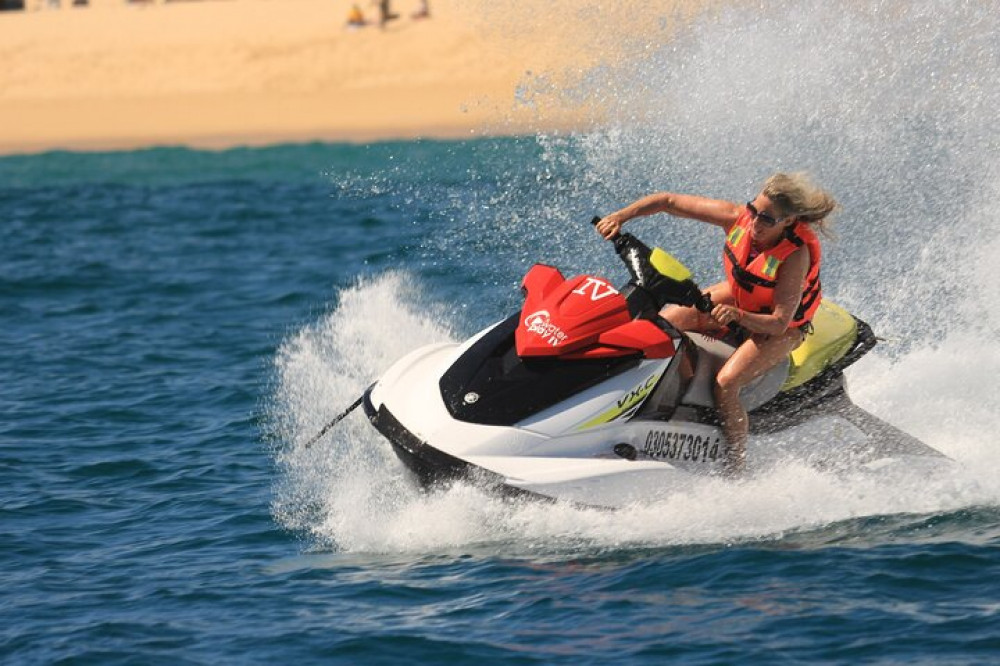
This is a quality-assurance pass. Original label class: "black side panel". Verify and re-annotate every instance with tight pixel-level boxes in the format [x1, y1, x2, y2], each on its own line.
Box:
[439, 314, 641, 426]
[364, 394, 543, 501]
[368, 400, 482, 486]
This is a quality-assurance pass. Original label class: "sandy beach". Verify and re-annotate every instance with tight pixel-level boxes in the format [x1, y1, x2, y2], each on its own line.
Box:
[0, 0, 698, 154]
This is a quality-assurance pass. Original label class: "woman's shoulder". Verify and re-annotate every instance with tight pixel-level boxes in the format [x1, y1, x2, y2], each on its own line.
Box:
[790, 220, 822, 243]
[722, 204, 750, 233]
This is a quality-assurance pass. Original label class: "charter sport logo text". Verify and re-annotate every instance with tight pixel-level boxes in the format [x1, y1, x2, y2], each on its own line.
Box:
[523, 310, 568, 347]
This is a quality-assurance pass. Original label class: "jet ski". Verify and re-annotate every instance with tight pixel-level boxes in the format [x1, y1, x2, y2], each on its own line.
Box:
[358, 219, 947, 508]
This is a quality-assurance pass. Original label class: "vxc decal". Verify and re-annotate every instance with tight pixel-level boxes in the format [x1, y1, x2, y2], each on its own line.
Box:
[571, 277, 619, 301]
[523, 310, 568, 347]
[616, 373, 660, 411]
[576, 370, 664, 430]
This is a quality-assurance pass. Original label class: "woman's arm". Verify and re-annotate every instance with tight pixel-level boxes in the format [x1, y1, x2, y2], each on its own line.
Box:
[713, 247, 810, 336]
[596, 192, 743, 239]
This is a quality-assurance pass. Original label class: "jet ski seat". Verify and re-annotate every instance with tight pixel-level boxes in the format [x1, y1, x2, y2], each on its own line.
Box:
[677, 300, 860, 411]
[679, 333, 790, 411]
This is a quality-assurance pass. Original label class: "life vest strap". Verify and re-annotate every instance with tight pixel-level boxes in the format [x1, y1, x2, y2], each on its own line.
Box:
[794, 276, 821, 321]
[784, 227, 805, 247]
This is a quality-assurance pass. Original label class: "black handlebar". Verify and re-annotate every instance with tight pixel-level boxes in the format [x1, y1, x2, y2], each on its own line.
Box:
[591, 214, 693, 317]
[591, 214, 747, 336]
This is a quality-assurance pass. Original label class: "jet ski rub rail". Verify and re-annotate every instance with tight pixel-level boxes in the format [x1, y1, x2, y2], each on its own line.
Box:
[362, 387, 546, 500]
[363, 387, 468, 485]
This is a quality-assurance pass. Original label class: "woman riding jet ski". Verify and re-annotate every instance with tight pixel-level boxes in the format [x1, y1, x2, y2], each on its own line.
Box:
[353, 178, 946, 509]
[597, 173, 833, 476]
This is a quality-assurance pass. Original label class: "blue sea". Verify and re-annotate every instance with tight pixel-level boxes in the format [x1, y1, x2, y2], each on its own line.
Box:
[3, 2, 1000, 663]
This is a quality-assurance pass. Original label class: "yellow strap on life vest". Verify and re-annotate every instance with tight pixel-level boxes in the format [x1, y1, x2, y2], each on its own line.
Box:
[726, 226, 745, 247]
[761, 255, 782, 278]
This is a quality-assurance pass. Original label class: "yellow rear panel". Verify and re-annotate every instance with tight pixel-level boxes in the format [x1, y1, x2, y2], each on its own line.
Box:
[782, 300, 858, 390]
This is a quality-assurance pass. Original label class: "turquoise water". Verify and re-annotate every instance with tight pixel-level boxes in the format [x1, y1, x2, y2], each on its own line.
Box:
[4, 1, 1000, 663]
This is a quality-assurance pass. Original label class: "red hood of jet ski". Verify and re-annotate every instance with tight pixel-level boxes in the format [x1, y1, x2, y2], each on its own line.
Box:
[515, 264, 675, 359]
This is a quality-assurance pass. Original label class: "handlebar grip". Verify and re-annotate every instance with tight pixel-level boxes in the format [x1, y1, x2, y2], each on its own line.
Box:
[698, 293, 749, 336]
[591, 214, 622, 241]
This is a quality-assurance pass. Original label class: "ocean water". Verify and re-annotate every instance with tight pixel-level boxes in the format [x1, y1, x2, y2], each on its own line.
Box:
[4, 1, 1000, 663]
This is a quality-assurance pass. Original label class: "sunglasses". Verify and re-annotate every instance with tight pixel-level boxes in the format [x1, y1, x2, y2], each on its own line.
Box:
[746, 201, 781, 228]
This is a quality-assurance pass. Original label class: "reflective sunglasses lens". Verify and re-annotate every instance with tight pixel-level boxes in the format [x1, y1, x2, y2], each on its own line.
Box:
[747, 201, 777, 227]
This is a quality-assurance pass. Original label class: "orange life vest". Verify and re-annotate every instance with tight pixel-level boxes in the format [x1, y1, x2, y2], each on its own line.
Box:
[722, 209, 822, 327]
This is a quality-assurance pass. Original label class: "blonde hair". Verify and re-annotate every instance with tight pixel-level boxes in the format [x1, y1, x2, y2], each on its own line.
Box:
[762, 172, 839, 235]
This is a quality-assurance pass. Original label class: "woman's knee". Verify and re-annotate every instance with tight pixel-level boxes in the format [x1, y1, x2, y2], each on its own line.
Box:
[714, 365, 744, 394]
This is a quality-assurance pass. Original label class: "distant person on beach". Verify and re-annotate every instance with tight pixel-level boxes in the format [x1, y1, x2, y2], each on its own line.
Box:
[374, 0, 398, 29]
[345, 3, 366, 28]
[412, 0, 429, 19]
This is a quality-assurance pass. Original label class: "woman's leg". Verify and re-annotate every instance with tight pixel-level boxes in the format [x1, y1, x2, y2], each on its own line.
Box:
[714, 328, 804, 475]
[662, 281, 732, 332]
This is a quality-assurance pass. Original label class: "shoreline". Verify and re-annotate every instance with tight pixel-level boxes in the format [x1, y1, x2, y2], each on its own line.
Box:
[0, 0, 618, 155]
[6, 88, 593, 155]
